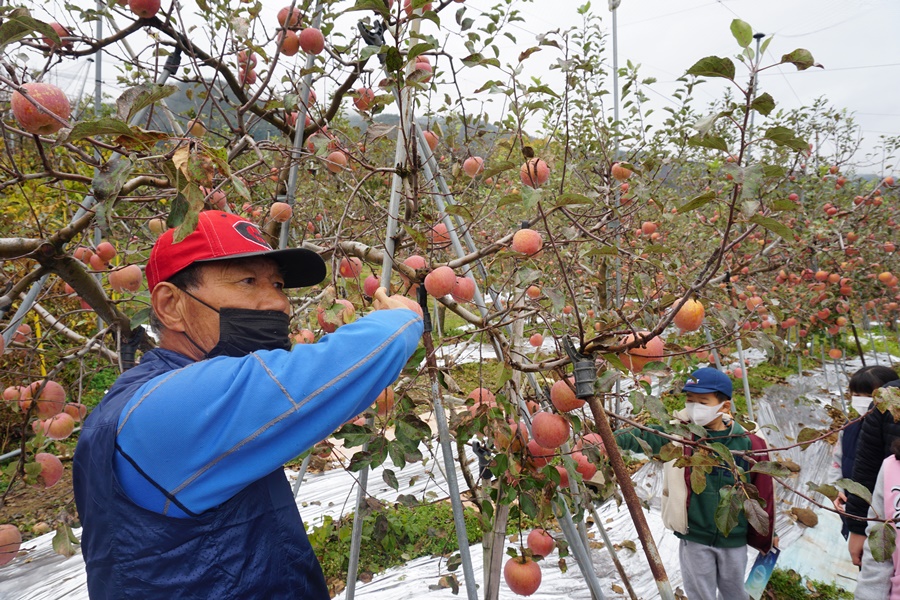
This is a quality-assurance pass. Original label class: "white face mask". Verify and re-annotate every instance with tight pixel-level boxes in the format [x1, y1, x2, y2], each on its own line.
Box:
[685, 401, 726, 427]
[851, 395, 872, 415]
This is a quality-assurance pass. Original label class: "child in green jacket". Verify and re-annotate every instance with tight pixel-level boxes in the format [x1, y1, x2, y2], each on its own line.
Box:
[611, 367, 775, 600]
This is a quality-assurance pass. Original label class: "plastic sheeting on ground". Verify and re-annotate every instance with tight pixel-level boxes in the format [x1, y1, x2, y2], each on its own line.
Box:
[2, 350, 895, 599]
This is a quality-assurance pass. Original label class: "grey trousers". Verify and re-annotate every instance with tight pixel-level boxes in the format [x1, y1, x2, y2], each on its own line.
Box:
[679, 539, 749, 600]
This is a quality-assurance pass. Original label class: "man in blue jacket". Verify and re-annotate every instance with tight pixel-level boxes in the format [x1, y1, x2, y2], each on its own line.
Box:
[73, 210, 423, 599]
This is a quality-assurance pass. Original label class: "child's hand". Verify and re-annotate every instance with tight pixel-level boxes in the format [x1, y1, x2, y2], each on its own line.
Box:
[833, 490, 847, 512]
[849, 532, 865, 566]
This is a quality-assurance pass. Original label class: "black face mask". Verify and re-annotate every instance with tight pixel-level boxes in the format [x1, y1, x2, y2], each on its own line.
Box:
[178, 289, 292, 359]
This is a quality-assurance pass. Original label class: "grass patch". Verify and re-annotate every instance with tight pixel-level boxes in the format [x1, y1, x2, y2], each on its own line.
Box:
[764, 568, 852, 599]
[81, 365, 118, 408]
[449, 360, 504, 398]
[308, 500, 482, 593]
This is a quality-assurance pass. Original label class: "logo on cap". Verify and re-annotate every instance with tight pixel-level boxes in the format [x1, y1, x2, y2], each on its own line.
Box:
[234, 221, 271, 250]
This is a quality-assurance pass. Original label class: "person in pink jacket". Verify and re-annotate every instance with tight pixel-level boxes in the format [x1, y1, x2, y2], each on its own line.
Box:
[856, 439, 900, 600]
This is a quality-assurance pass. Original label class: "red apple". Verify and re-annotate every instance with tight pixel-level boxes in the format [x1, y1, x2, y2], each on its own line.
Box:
[10, 82, 71, 135]
[511, 229, 543, 255]
[526, 528, 556, 557]
[424, 266, 456, 298]
[34, 453, 63, 488]
[451, 276, 475, 303]
[531, 412, 570, 449]
[354, 87, 375, 111]
[0, 524, 22, 567]
[129, 0, 161, 19]
[550, 377, 584, 412]
[463, 156, 484, 178]
[504, 557, 541, 596]
[299, 28, 325, 55]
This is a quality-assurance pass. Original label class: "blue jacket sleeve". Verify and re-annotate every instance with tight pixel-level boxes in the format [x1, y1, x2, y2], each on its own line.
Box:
[114, 308, 423, 518]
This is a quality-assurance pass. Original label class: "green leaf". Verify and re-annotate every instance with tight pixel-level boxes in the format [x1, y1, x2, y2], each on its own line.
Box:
[482, 160, 518, 180]
[807, 481, 839, 501]
[382, 468, 399, 491]
[52, 524, 77, 558]
[749, 215, 794, 242]
[743, 497, 769, 536]
[761, 164, 787, 179]
[658, 443, 683, 462]
[348, 450, 371, 472]
[60, 118, 163, 147]
[715, 486, 742, 537]
[869, 521, 896, 562]
[730, 19, 753, 49]
[333, 423, 372, 448]
[834, 478, 873, 506]
[129, 307, 151, 329]
[347, 0, 391, 17]
[0, 8, 57, 50]
[519, 493, 538, 519]
[407, 43, 435, 62]
[555, 193, 593, 207]
[172, 193, 202, 243]
[230, 175, 251, 200]
[769, 198, 798, 212]
[92, 156, 135, 204]
[686, 56, 735, 80]
[442, 203, 472, 223]
[498, 193, 522, 208]
[749, 461, 792, 478]
[677, 190, 717, 214]
[690, 465, 710, 494]
[796, 426, 821, 450]
[585, 246, 618, 257]
[521, 186, 542, 211]
[750, 92, 775, 116]
[461, 53, 500, 68]
[688, 134, 728, 152]
[708, 442, 736, 468]
[763, 126, 808, 152]
[164, 188, 188, 226]
[780, 49, 823, 71]
[116, 84, 178, 124]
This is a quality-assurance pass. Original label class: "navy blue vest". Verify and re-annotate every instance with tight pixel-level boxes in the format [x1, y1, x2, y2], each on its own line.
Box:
[73, 349, 330, 599]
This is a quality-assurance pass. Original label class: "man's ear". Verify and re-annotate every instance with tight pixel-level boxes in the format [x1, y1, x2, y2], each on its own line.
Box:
[722, 399, 732, 414]
[151, 283, 189, 333]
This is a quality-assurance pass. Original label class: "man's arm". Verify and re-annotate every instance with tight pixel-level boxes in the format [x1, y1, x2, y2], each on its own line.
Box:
[115, 308, 423, 518]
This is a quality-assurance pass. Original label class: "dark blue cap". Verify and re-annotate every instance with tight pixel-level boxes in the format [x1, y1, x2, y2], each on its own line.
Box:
[683, 367, 732, 399]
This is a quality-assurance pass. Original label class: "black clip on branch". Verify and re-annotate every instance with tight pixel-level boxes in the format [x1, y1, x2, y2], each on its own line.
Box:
[562, 337, 596, 399]
[121, 325, 148, 371]
[417, 284, 432, 334]
[357, 20, 387, 65]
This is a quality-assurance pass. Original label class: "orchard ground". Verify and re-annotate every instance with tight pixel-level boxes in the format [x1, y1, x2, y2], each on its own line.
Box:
[2, 310, 892, 598]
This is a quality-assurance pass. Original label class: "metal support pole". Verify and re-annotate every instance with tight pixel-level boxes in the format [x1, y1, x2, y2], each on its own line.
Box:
[589, 501, 639, 600]
[278, 1, 323, 250]
[291, 452, 313, 498]
[420, 293, 479, 600]
[553, 499, 606, 600]
[703, 326, 723, 370]
[735, 333, 754, 421]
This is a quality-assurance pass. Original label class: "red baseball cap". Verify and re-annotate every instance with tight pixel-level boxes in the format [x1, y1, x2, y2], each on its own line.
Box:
[146, 211, 326, 291]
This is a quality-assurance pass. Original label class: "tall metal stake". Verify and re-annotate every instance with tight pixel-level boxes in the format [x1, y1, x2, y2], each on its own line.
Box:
[278, 1, 323, 250]
[735, 331, 754, 421]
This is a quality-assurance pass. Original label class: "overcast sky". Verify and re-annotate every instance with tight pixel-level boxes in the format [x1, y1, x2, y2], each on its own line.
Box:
[35, 0, 900, 172]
